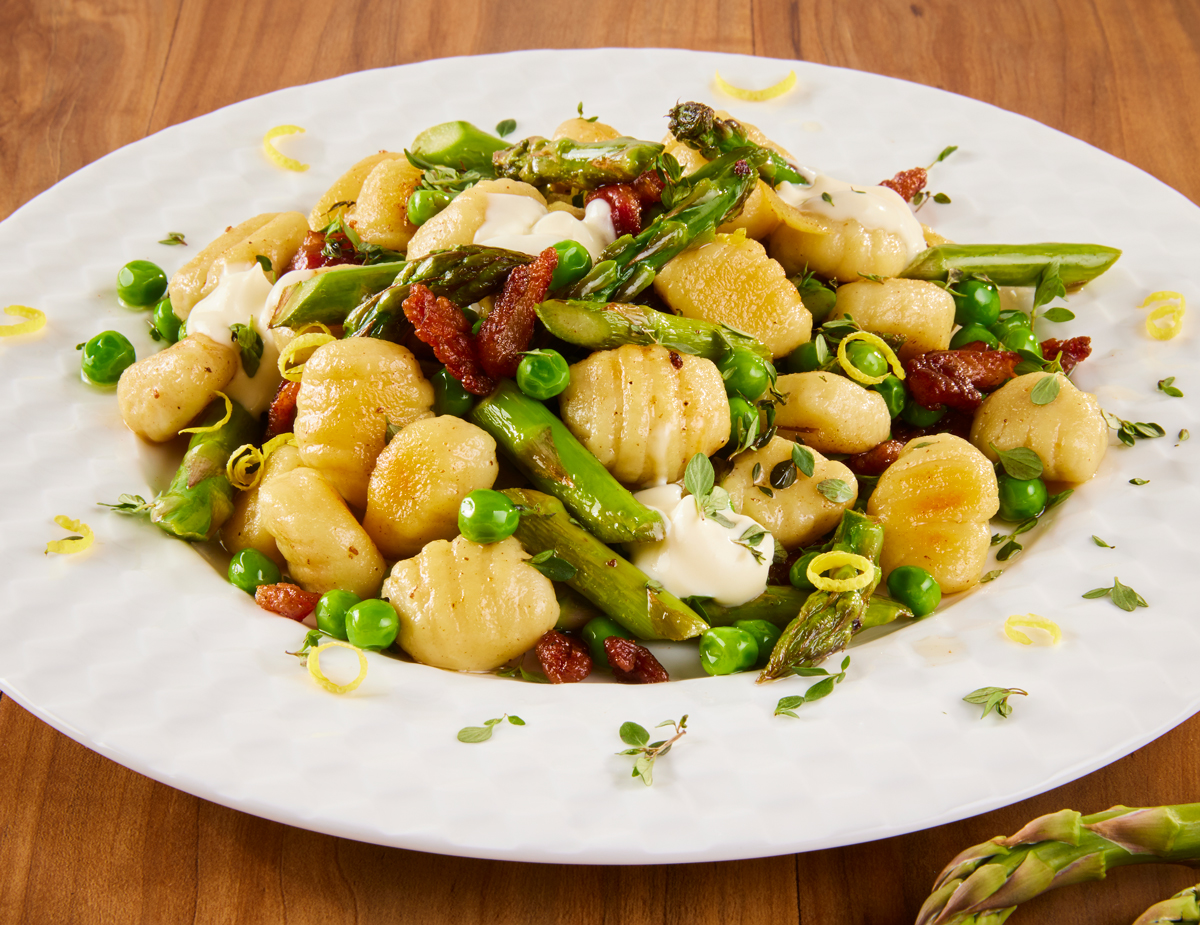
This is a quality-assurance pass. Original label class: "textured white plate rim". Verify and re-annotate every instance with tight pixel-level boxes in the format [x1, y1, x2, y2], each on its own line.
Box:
[1, 48, 1197, 865]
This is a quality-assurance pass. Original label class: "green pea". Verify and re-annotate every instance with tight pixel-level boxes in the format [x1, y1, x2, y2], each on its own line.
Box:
[795, 275, 837, 325]
[581, 616, 633, 669]
[989, 309, 1032, 339]
[900, 395, 946, 427]
[407, 189, 454, 226]
[886, 565, 941, 617]
[516, 349, 571, 400]
[116, 260, 168, 307]
[997, 474, 1048, 522]
[80, 330, 136, 385]
[728, 395, 758, 443]
[872, 374, 907, 418]
[952, 280, 1002, 327]
[550, 240, 593, 290]
[950, 324, 1000, 350]
[699, 626, 759, 675]
[1000, 327, 1042, 356]
[151, 297, 182, 344]
[227, 548, 281, 595]
[732, 619, 781, 667]
[344, 599, 399, 650]
[458, 489, 520, 544]
[786, 339, 825, 373]
[789, 550, 823, 591]
[845, 340, 889, 379]
[717, 348, 773, 400]
[433, 367, 475, 416]
[314, 589, 360, 641]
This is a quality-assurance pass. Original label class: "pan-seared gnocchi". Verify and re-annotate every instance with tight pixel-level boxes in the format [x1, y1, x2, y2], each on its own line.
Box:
[970, 373, 1108, 483]
[774, 372, 891, 454]
[558, 344, 730, 488]
[382, 535, 559, 671]
[769, 214, 914, 283]
[220, 444, 303, 568]
[259, 466, 386, 599]
[293, 338, 434, 510]
[832, 278, 955, 359]
[364, 417, 499, 560]
[308, 151, 403, 229]
[722, 437, 857, 549]
[117, 334, 238, 443]
[347, 156, 424, 253]
[554, 117, 622, 143]
[868, 434, 999, 593]
[404, 179, 546, 260]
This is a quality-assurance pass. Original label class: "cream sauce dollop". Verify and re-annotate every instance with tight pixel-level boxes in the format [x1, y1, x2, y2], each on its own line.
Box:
[473, 194, 617, 261]
[776, 176, 926, 262]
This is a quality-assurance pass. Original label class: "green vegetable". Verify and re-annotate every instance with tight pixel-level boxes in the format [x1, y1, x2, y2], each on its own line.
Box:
[229, 320, 263, 378]
[667, 101, 805, 186]
[699, 626, 758, 675]
[227, 548, 281, 594]
[470, 381, 665, 544]
[997, 474, 1048, 521]
[550, 240, 593, 290]
[793, 272, 837, 324]
[774, 655, 851, 716]
[116, 259, 168, 306]
[717, 347, 773, 400]
[150, 298, 182, 344]
[80, 331, 136, 385]
[844, 340, 889, 379]
[988, 308, 1032, 338]
[789, 551, 822, 591]
[516, 349, 571, 400]
[458, 713, 525, 743]
[344, 599, 399, 650]
[581, 616, 634, 669]
[270, 261, 407, 328]
[962, 685, 1027, 720]
[952, 279, 1002, 327]
[1130, 883, 1200, 925]
[900, 242, 1122, 288]
[406, 188, 454, 226]
[885, 565, 941, 617]
[458, 489, 520, 544]
[727, 395, 758, 444]
[501, 489, 707, 641]
[432, 367, 475, 417]
[901, 396, 946, 427]
[1000, 326, 1041, 356]
[408, 121, 509, 174]
[690, 586, 910, 629]
[949, 323, 1000, 350]
[732, 619, 781, 667]
[1082, 577, 1148, 612]
[872, 374, 907, 417]
[915, 804, 1200, 925]
[616, 715, 687, 787]
[786, 336, 830, 373]
[494, 135, 664, 189]
[314, 590, 360, 641]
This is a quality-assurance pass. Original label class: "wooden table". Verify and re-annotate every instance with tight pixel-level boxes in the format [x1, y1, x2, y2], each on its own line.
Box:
[3, 2, 1199, 921]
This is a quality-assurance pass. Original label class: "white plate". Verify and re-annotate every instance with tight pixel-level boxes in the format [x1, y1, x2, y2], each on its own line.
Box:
[1, 49, 1197, 865]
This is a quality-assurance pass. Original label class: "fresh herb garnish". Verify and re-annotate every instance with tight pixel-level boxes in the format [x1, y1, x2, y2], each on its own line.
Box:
[576, 101, 599, 123]
[683, 453, 735, 528]
[1030, 374, 1060, 406]
[1102, 410, 1166, 446]
[494, 118, 517, 138]
[1181, 429, 1191, 442]
[255, 254, 273, 277]
[980, 570, 1002, 583]
[990, 444, 1044, 480]
[617, 715, 687, 786]
[817, 478, 853, 504]
[1031, 259, 1066, 315]
[1092, 535, 1115, 548]
[991, 516, 1038, 561]
[776, 656, 851, 716]
[494, 664, 549, 683]
[858, 273, 887, 284]
[159, 231, 187, 246]
[286, 628, 335, 664]
[458, 714, 525, 743]
[1129, 478, 1149, 485]
[933, 145, 958, 164]
[963, 686, 1027, 719]
[821, 192, 834, 206]
[1158, 376, 1184, 398]
[98, 493, 152, 515]
[229, 320, 263, 378]
[1083, 577, 1148, 612]
[527, 549, 578, 582]
[792, 443, 815, 478]
[734, 524, 770, 564]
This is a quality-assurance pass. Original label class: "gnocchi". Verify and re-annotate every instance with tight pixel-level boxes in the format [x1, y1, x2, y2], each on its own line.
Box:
[774, 372, 892, 454]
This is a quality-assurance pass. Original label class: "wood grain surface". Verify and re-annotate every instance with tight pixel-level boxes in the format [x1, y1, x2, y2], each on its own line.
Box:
[3, 1, 1199, 922]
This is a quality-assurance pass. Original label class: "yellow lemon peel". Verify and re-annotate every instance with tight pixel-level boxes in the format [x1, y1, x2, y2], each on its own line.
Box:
[179, 391, 232, 435]
[278, 332, 335, 382]
[836, 330, 906, 385]
[296, 321, 334, 338]
[308, 641, 368, 694]
[1004, 613, 1062, 646]
[263, 125, 310, 172]
[1, 305, 46, 337]
[262, 432, 298, 458]
[714, 70, 797, 102]
[226, 433, 298, 491]
[806, 551, 875, 592]
[1140, 291, 1185, 340]
[45, 516, 94, 555]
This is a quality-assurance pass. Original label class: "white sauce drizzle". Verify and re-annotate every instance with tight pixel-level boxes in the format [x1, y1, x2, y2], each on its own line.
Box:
[776, 176, 926, 261]
[628, 484, 773, 607]
[473, 194, 616, 261]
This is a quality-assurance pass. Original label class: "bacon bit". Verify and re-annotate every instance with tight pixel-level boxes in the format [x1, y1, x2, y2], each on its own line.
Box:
[286, 230, 361, 272]
[846, 439, 905, 477]
[668, 350, 684, 370]
[631, 169, 666, 205]
[586, 184, 642, 237]
[477, 247, 557, 379]
[254, 582, 321, 621]
[1039, 336, 1092, 374]
[905, 348, 1021, 412]
[535, 630, 592, 683]
[880, 167, 927, 203]
[264, 379, 301, 440]
[403, 283, 496, 395]
[604, 637, 669, 684]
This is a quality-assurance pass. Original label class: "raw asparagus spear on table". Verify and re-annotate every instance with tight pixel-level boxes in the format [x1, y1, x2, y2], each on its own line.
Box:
[502, 488, 708, 642]
[667, 100, 807, 187]
[1132, 884, 1200, 925]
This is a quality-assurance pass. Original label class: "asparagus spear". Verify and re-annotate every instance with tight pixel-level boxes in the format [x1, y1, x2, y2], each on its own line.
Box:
[667, 101, 806, 186]
[493, 136, 664, 190]
[341, 246, 534, 338]
[916, 805, 1200, 925]
[757, 510, 885, 682]
[899, 243, 1122, 288]
[502, 488, 708, 641]
[469, 380, 665, 544]
[271, 262, 406, 328]
[567, 146, 769, 303]
[1132, 884, 1200, 925]
[535, 298, 771, 359]
[408, 121, 509, 175]
[150, 397, 260, 541]
[694, 587, 911, 628]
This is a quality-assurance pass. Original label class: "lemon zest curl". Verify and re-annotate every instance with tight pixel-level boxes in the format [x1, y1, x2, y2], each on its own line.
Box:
[714, 70, 797, 102]
[179, 391, 232, 435]
[308, 641, 368, 694]
[806, 551, 875, 592]
[836, 330, 906, 385]
[1140, 291, 1185, 340]
[278, 332, 335, 382]
[1004, 613, 1062, 646]
[46, 516, 94, 555]
[1, 305, 46, 337]
[263, 125, 310, 172]
[226, 433, 298, 491]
